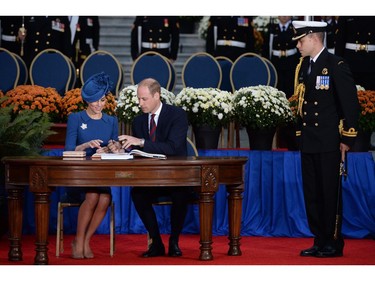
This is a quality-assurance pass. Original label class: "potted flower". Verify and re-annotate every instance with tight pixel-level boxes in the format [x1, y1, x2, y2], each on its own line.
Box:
[116, 85, 175, 133]
[352, 87, 375, 151]
[233, 85, 294, 150]
[288, 93, 299, 121]
[175, 87, 233, 149]
[357, 89, 375, 133]
[1, 85, 62, 123]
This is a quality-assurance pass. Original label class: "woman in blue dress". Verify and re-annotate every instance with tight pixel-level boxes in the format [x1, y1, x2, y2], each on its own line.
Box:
[65, 72, 119, 259]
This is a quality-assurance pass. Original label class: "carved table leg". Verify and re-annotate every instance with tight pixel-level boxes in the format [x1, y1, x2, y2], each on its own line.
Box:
[30, 166, 51, 265]
[198, 165, 218, 260]
[7, 186, 24, 261]
[227, 184, 244, 256]
[33, 192, 50, 265]
[198, 191, 215, 260]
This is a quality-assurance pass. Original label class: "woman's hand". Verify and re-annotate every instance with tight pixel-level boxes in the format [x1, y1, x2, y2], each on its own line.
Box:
[107, 140, 124, 153]
[96, 146, 110, 154]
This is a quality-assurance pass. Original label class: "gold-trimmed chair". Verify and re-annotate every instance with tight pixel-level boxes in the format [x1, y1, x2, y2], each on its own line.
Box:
[0, 47, 20, 92]
[181, 52, 222, 89]
[55, 193, 115, 257]
[12, 52, 28, 85]
[29, 48, 72, 95]
[130, 51, 172, 90]
[80, 50, 123, 96]
[229, 52, 271, 148]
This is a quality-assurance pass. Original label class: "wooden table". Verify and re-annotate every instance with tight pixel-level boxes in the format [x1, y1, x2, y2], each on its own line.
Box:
[3, 155, 247, 265]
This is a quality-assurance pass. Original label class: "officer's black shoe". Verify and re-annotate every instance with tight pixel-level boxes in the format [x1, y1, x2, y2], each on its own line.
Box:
[300, 245, 320, 257]
[315, 246, 343, 258]
[168, 240, 182, 257]
[142, 242, 165, 258]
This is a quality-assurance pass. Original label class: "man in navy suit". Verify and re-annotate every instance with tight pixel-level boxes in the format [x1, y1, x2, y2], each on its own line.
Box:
[117, 78, 189, 257]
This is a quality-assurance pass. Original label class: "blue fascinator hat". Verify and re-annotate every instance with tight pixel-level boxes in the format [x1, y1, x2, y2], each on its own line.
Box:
[81, 72, 111, 103]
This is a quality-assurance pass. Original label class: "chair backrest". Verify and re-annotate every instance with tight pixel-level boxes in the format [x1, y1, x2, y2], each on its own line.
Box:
[0, 47, 20, 92]
[12, 53, 28, 86]
[29, 48, 72, 95]
[215, 56, 233, 92]
[262, 57, 278, 88]
[130, 51, 172, 90]
[67, 58, 77, 90]
[230, 52, 270, 91]
[182, 52, 222, 89]
[167, 60, 176, 92]
[80, 50, 123, 96]
[187, 137, 198, 157]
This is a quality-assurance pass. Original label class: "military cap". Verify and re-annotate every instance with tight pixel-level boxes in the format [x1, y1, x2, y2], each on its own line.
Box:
[292, 20, 327, 41]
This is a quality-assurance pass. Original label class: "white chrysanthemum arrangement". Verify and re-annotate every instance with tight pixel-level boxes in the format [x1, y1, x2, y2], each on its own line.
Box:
[233, 85, 294, 129]
[175, 87, 233, 127]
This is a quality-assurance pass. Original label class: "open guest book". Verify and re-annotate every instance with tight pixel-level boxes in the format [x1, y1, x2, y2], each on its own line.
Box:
[92, 149, 167, 160]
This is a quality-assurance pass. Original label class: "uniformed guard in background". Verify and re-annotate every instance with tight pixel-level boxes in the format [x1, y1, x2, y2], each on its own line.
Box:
[69, 16, 100, 87]
[335, 16, 375, 90]
[0, 16, 26, 56]
[322, 16, 338, 54]
[263, 16, 301, 150]
[130, 16, 180, 63]
[70, 16, 100, 75]
[205, 16, 256, 62]
[22, 16, 72, 67]
[263, 16, 300, 98]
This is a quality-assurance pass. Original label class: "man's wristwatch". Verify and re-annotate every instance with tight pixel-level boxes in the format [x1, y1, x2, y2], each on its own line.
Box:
[139, 138, 145, 147]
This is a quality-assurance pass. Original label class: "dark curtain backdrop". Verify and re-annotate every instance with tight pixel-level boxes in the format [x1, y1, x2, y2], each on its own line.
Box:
[20, 149, 375, 239]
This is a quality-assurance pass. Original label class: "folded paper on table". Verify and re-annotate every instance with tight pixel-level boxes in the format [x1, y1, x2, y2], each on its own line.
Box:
[97, 153, 134, 160]
[91, 149, 167, 160]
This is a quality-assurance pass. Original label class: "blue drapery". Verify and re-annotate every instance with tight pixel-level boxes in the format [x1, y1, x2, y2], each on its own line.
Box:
[21, 150, 375, 238]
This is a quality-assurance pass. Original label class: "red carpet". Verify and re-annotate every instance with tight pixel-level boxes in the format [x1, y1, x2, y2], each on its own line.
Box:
[1, 234, 374, 281]
[1, 234, 374, 265]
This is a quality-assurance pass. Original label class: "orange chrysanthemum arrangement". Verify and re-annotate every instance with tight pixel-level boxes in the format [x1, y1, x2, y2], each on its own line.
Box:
[357, 90, 375, 132]
[288, 94, 299, 122]
[61, 88, 117, 122]
[1, 85, 62, 122]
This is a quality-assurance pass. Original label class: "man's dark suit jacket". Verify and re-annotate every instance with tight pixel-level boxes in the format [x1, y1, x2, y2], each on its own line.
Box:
[131, 103, 188, 156]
